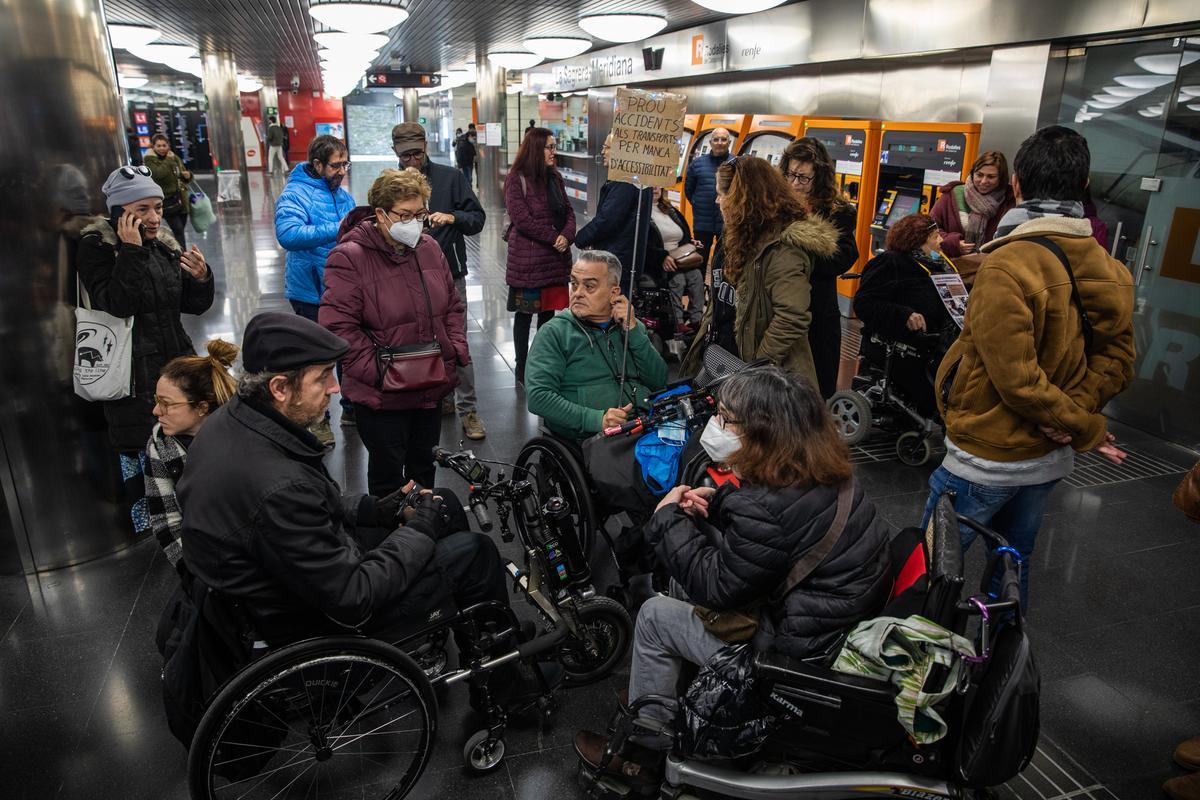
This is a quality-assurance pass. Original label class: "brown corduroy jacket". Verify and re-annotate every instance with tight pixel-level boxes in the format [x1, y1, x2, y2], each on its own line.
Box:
[935, 215, 1135, 461]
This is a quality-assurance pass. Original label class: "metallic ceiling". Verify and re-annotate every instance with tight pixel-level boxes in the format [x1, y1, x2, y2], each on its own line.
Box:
[102, 0, 743, 90]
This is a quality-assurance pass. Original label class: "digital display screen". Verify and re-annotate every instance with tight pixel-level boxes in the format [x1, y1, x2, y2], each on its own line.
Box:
[885, 193, 921, 227]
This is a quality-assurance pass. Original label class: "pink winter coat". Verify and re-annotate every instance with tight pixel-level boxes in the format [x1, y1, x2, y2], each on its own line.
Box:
[319, 208, 467, 411]
[504, 168, 576, 289]
[929, 180, 1016, 257]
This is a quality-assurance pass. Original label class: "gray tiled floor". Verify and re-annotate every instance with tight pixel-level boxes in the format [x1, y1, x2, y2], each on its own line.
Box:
[0, 166, 1197, 799]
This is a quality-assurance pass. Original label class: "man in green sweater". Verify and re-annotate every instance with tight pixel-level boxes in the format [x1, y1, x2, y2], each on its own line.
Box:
[526, 250, 668, 441]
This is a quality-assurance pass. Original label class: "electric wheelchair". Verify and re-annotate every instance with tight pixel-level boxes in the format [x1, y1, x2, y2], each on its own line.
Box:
[577, 493, 1040, 799]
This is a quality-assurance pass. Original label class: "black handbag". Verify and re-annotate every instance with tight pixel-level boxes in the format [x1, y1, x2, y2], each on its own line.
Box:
[679, 643, 776, 760]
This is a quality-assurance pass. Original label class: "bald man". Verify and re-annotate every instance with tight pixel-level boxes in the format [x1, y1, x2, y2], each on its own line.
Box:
[684, 127, 735, 262]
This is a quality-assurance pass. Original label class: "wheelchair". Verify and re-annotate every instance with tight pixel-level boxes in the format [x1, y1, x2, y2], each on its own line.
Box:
[827, 331, 945, 466]
[579, 493, 1039, 799]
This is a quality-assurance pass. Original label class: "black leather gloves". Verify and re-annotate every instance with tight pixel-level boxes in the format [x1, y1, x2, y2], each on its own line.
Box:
[404, 492, 449, 541]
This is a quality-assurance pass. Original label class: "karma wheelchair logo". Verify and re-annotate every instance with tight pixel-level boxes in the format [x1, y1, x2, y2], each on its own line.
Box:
[75, 324, 116, 385]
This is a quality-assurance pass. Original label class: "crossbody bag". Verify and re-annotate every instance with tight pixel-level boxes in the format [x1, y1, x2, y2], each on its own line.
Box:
[366, 251, 446, 392]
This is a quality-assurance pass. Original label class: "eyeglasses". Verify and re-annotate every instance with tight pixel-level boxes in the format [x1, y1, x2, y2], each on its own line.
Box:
[385, 209, 430, 224]
[397, 150, 425, 162]
[153, 395, 194, 411]
[325, 160, 351, 172]
[716, 409, 742, 427]
[784, 170, 814, 186]
[544, 144, 557, 152]
[118, 165, 152, 179]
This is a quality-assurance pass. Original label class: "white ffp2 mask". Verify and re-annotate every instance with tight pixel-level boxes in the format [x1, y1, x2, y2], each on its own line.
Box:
[699, 416, 742, 463]
[389, 219, 423, 248]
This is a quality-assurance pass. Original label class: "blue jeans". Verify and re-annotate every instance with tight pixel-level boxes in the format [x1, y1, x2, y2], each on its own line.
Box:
[921, 466, 1060, 610]
[289, 299, 352, 413]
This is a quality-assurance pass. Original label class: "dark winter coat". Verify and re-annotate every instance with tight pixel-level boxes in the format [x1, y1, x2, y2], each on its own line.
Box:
[76, 217, 215, 451]
[455, 137, 477, 169]
[418, 160, 486, 279]
[319, 208, 468, 411]
[504, 169, 576, 289]
[645, 480, 892, 659]
[179, 395, 445, 645]
[853, 249, 955, 344]
[684, 151, 734, 234]
[808, 202, 859, 398]
[575, 181, 664, 292]
[929, 180, 1016, 257]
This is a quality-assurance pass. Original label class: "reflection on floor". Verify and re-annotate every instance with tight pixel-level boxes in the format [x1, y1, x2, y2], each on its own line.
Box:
[1, 169, 1197, 800]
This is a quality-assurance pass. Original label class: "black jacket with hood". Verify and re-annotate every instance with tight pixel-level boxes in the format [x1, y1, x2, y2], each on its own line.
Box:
[418, 160, 486, 279]
[645, 480, 892, 659]
[178, 395, 446, 645]
[75, 216, 215, 450]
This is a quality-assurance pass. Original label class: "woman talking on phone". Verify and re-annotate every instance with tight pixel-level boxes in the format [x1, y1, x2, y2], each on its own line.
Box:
[77, 166, 214, 530]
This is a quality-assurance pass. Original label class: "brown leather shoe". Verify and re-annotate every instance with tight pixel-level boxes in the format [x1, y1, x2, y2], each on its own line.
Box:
[1176, 736, 1200, 771]
[574, 730, 660, 791]
[1164, 773, 1200, 800]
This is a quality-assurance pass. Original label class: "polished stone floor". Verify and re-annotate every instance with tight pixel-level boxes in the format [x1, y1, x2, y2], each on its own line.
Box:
[1, 167, 1198, 799]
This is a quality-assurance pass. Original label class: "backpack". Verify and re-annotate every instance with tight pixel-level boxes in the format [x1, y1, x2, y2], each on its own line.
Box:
[955, 616, 1041, 787]
[156, 568, 256, 747]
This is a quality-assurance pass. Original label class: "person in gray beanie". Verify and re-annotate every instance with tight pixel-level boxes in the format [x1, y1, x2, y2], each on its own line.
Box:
[76, 165, 215, 532]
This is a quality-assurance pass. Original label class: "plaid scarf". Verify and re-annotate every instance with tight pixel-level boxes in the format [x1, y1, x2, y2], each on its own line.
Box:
[144, 424, 190, 566]
[962, 181, 1004, 244]
[992, 198, 1084, 240]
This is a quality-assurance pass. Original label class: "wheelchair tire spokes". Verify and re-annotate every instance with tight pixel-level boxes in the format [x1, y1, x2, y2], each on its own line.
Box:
[558, 597, 633, 686]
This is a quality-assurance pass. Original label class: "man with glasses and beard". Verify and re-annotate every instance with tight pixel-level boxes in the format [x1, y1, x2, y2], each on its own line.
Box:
[390, 123, 488, 441]
[274, 134, 357, 445]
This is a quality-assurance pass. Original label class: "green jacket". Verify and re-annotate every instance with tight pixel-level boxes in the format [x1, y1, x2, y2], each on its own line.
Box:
[683, 215, 838, 385]
[526, 311, 669, 440]
[143, 152, 191, 214]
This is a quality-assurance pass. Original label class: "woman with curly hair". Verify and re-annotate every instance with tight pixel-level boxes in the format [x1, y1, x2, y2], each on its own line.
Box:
[683, 156, 839, 387]
[780, 137, 860, 397]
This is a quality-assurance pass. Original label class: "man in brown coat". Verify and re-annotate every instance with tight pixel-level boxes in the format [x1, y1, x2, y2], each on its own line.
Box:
[921, 125, 1135, 609]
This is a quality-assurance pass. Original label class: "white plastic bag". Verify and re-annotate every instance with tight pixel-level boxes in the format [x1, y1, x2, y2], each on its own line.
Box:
[73, 281, 133, 401]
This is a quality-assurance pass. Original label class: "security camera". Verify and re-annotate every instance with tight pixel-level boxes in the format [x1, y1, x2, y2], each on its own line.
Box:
[290, 75, 300, 91]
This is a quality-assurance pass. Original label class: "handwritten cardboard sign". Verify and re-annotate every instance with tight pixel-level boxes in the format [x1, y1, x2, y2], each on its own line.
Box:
[608, 87, 687, 188]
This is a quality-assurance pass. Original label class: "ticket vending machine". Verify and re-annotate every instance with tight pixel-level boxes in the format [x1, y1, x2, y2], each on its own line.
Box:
[670, 114, 701, 213]
[680, 113, 749, 228]
[737, 115, 805, 167]
[869, 121, 981, 254]
[802, 118, 883, 301]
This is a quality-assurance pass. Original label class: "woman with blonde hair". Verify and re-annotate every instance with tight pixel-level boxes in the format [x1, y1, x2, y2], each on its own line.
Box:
[320, 168, 467, 494]
[144, 339, 239, 568]
[684, 156, 839, 387]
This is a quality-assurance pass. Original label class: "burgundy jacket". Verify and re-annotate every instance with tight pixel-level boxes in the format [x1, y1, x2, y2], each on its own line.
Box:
[504, 168, 576, 289]
[929, 180, 1016, 257]
[319, 208, 467, 411]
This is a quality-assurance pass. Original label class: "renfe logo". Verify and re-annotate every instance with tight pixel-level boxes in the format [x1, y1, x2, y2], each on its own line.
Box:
[692, 34, 705, 65]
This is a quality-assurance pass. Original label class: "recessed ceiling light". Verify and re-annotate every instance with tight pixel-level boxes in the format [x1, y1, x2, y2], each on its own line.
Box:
[522, 37, 592, 59]
[578, 13, 668, 43]
[1100, 85, 1152, 98]
[1188, 103, 1200, 112]
[1134, 52, 1200, 75]
[107, 23, 160, 50]
[487, 51, 543, 70]
[1087, 97, 1125, 108]
[308, 2, 408, 34]
[1138, 108, 1161, 117]
[1113, 74, 1175, 89]
[690, 0, 785, 12]
[1180, 85, 1200, 98]
[130, 43, 198, 64]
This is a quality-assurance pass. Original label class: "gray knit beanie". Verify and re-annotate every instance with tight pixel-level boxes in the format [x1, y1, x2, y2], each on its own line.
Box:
[101, 166, 164, 211]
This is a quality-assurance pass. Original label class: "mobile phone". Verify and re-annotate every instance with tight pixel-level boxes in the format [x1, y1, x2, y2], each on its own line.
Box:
[109, 205, 146, 237]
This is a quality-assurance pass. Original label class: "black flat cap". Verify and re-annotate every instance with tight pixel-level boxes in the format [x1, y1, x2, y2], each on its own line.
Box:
[242, 312, 350, 373]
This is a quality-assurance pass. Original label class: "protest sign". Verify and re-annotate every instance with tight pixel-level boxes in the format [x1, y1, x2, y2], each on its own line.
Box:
[607, 87, 687, 188]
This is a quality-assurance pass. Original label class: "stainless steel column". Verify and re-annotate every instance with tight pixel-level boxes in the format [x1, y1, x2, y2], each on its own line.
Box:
[474, 51, 507, 207]
[0, 0, 132, 573]
[401, 89, 420, 124]
[979, 44, 1054, 161]
[201, 50, 250, 202]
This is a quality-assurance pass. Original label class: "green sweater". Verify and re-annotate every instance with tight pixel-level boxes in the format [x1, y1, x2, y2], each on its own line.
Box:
[526, 311, 669, 440]
[143, 153, 190, 213]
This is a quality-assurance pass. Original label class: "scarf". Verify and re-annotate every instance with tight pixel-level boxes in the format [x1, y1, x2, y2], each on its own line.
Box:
[962, 181, 1004, 244]
[992, 198, 1084, 240]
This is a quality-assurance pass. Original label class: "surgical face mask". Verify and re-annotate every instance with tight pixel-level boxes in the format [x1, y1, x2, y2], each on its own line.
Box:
[929, 249, 943, 262]
[388, 218, 423, 248]
[700, 416, 742, 463]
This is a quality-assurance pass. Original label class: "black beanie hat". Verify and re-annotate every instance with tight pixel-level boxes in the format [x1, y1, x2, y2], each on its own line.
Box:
[241, 312, 350, 373]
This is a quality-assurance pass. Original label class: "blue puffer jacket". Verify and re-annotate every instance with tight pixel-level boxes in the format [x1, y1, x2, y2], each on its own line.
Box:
[274, 163, 356, 305]
[684, 151, 734, 234]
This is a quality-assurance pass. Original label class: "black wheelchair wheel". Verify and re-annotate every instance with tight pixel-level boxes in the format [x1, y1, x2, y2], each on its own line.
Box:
[516, 436, 599, 555]
[558, 596, 634, 686]
[188, 636, 437, 800]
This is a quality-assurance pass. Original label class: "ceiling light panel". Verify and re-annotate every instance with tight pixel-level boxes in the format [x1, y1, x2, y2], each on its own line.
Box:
[523, 37, 592, 59]
[309, 2, 409, 34]
[578, 13, 668, 43]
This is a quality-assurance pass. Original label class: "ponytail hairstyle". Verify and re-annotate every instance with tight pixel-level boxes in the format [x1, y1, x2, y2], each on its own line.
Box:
[160, 339, 239, 414]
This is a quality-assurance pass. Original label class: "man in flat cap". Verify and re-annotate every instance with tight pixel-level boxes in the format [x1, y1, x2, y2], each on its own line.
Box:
[392, 122, 489, 441]
[178, 312, 508, 648]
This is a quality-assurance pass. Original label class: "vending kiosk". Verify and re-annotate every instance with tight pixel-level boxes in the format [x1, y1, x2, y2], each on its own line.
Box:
[869, 121, 981, 254]
[680, 113, 749, 228]
[802, 118, 883, 298]
[737, 115, 806, 167]
[670, 114, 701, 212]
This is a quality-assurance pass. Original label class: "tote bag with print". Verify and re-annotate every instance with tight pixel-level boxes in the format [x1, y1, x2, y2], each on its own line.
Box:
[73, 280, 133, 401]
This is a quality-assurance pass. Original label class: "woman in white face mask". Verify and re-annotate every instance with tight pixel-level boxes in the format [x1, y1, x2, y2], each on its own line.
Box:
[575, 366, 894, 779]
[319, 168, 470, 495]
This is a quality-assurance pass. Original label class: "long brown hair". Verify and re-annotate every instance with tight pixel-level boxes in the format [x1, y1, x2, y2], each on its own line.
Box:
[717, 156, 808, 285]
[969, 150, 1010, 190]
[780, 137, 849, 217]
[510, 126, 555, 186]
[160, 339, 239, 412]
[721, 366, 852, 489]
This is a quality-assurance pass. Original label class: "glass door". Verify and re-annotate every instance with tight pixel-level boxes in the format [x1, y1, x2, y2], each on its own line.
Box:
[1055, 35, 1200, 448]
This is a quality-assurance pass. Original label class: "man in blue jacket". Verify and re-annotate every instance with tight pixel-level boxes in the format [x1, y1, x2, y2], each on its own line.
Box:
[684, 127, 734, 261]
[274, 134, 357, 443]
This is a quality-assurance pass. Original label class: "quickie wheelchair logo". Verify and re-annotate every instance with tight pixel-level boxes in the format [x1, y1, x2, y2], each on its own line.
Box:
[75, 324, 116, 385]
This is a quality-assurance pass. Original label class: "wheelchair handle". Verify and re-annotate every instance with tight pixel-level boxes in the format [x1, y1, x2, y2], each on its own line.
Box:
[469, 492, 493, 532]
